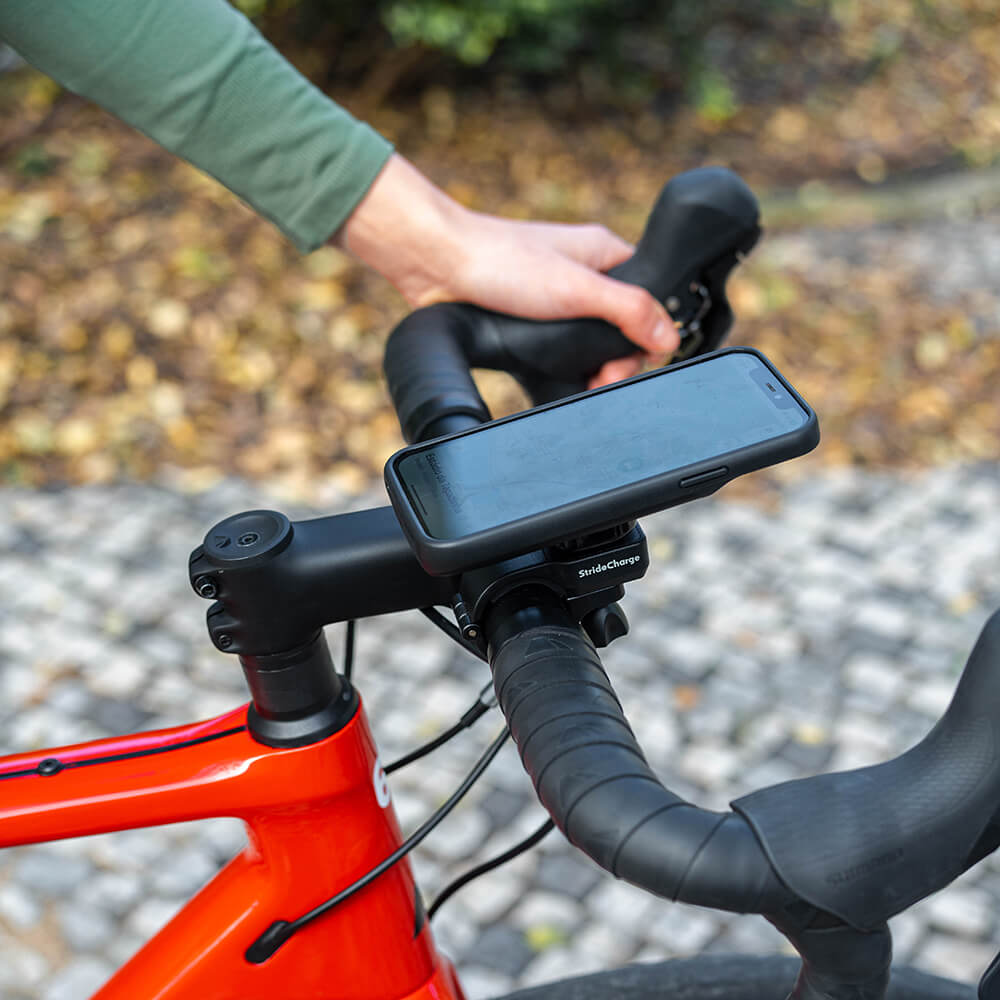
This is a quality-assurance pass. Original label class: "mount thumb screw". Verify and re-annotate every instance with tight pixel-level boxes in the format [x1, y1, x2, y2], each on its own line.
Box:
[194, 576, 218, 599]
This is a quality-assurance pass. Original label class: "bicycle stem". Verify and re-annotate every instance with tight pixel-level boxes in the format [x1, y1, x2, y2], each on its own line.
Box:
[189, 505, 453, 746]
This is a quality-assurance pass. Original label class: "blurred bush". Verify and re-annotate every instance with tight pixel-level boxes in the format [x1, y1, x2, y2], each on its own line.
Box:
[232, 0, 820, 114]
[230, 1, 1000, 128]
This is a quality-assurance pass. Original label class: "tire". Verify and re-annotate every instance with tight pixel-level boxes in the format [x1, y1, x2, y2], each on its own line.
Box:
[491, 955, 975, 999]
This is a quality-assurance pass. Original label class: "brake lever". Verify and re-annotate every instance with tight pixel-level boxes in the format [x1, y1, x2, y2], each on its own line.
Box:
[495, 168, 762, 402]
[669, 246, 753, 363]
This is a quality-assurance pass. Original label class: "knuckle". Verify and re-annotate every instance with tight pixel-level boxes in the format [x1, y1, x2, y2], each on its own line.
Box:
[552, 275, 586, 313]
[584, 222, 614, 243]
[585, 224, 628, 264]
[620, 287, 656, 330]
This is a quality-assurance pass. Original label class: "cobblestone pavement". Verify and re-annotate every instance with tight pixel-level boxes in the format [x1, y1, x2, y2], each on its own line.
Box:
[0, 466, 999, 998]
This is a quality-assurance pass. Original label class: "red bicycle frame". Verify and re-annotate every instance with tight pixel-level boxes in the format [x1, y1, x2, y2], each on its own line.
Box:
[0, 698, 466, 1000]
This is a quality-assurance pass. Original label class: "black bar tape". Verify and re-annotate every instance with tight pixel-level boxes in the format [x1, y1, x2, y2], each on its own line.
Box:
[486, 598, 791, 915]
[734, 607, 1000, 931]
[383, 304, 490, 443]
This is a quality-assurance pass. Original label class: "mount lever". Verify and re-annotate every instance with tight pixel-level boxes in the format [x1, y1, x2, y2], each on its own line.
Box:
[582, 602, 629, 648]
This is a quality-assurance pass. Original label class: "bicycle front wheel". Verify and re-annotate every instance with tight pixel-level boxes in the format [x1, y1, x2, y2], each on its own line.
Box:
[493, 955, 974, 1000]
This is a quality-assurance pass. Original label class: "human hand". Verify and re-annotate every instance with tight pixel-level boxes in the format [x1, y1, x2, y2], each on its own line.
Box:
[335, 155, 679, 388]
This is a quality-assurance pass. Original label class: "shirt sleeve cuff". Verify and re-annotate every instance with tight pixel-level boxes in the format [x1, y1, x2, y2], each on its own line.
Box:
[281, 124, 395, 254]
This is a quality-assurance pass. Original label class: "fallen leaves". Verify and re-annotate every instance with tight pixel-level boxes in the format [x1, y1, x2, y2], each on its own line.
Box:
[734, 254, 1000, 469]
[2, 5, 1000, 499]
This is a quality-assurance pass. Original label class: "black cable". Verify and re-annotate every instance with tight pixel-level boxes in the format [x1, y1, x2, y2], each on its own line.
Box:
[342, 619, 356, 681]
[428, 817, 556, 920]
[246, 726, 511, 964]
[421, 606, 486, 661]
[387, 723, 465, 774]
[385, 680, 496, 774]
[381, 609, 493, 775]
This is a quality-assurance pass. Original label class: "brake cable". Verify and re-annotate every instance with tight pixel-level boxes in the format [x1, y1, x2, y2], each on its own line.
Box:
[340, 614, 491, 774]
[386, 680, 496, 774]
[297, 609, 545, 934]
[341, 619, 356, 681]
[428, 817, 555, 919]
[421, 605, 487, 661]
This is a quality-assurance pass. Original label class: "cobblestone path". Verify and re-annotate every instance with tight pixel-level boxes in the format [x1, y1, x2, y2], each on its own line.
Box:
[1, 464, 999, 998]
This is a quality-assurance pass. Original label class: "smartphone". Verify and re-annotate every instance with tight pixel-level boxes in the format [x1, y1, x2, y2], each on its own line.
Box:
[385, 348, 819, 575]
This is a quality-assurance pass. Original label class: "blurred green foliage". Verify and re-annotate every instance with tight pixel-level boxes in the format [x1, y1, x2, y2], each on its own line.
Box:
[231, 0, 814, 114]
[15, 142, 57, 177]
[382, 0, 608, 68]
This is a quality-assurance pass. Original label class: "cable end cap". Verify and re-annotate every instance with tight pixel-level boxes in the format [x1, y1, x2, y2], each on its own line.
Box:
[246, 919, 292, 964]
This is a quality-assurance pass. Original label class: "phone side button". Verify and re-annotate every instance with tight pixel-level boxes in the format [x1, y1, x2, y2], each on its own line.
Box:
[679, 466, 729, 489]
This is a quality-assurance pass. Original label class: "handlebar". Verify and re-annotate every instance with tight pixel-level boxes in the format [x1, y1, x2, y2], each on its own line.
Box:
[735, 606, 1000, 926]
[483, 587, 1000, 999]
[483, 587, 792, 914]
[381, 169, 1000, 1000]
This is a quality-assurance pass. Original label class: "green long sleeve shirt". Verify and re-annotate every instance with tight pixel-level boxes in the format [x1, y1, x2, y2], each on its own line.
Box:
[0, 0, 394, 251]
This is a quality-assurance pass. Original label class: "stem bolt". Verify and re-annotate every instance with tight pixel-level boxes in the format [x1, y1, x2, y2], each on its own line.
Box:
[194, 576, 218, 599]
[217, 634, 234, 650]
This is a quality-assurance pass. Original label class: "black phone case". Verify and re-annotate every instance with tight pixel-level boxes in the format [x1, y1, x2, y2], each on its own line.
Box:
[385, 348, 820, 576]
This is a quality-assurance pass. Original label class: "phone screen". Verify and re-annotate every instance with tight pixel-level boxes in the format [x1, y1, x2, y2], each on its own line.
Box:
[395, 351, 809, 541]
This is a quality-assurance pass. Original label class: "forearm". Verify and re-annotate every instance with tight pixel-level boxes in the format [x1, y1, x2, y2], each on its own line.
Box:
[0, 0, 392, 251]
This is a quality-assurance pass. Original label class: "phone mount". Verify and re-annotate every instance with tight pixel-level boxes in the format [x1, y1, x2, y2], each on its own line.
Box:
[453, 523, 649, 651]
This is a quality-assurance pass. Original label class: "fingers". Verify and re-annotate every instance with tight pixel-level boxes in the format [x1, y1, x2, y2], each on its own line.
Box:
[438, 212, 681, 364]
[520, 221, 635, 272]
[567, 268, 680, 356]
[588, 355, 645, 390]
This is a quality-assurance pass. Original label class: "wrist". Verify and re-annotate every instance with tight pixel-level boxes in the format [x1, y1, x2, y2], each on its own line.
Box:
[333, 153, 469, 307]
